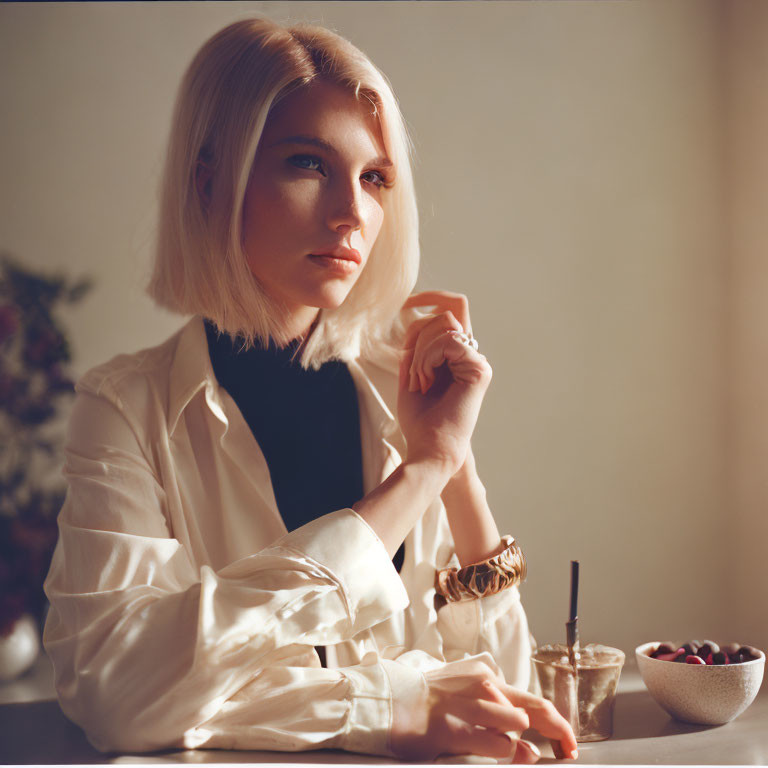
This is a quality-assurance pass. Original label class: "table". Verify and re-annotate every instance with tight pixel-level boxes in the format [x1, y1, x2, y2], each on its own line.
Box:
[1, 655, 766, 765]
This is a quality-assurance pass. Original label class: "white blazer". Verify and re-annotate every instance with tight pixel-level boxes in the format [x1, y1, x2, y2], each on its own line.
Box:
[43, 315, 534, 756]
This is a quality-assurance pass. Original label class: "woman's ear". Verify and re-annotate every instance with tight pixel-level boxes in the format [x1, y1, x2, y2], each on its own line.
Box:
[195, 161, 213, 210]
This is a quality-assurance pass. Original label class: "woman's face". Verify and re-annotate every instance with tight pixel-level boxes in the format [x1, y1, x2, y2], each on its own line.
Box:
[242, 78, 392, 337]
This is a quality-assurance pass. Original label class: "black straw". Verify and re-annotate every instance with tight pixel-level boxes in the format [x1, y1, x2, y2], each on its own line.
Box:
[566, 560, 580, 671]
[569, 560, 579, 621]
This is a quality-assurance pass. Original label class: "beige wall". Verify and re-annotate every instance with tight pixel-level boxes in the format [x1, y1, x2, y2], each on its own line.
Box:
[726, 0, 768, 650]
[0, 0, 762, 654]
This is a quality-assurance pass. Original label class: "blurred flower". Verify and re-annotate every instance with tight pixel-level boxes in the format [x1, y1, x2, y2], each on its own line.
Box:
[47, 364, 74, 394]
[0, 371, 14, 404]
[24, 326, 66, 368]
[0, 254, 91, 632]
[0, 304, 19, 344]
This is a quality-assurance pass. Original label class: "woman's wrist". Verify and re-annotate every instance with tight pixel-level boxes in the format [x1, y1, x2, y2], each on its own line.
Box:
[441, 447, 479, 497]
[353, 457, 453, 558]
[401, 454, 457, 488]
[439, 449, 502, 566]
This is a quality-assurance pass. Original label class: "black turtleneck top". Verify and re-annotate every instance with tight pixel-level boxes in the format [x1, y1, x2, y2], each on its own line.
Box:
[204, 319, 405, 574]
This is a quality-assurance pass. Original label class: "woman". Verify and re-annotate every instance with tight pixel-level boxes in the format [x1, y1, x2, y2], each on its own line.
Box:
[43, 17, 577, 763]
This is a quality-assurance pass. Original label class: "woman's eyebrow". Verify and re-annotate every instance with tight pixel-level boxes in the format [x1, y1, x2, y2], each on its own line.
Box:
[268, 134, 393, 168]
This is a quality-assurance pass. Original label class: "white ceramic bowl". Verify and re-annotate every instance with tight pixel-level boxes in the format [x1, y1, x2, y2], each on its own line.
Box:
[636, 641, 765, 725]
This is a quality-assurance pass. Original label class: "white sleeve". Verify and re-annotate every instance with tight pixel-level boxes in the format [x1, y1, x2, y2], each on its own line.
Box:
[191, 655, 427, 755]
[437, 586, 534, 693]
[427, 509, 535, 693]
[43, 391, 415, 755]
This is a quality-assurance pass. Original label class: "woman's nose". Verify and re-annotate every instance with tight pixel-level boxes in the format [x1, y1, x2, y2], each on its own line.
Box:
[327, 182, 364, 234]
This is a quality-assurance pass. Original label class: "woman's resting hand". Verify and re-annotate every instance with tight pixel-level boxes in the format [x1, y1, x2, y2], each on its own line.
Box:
[397, 291, 492, 476]
[390, 657, 578, 763]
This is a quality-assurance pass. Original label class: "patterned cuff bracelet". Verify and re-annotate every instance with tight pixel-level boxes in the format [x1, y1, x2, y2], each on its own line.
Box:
[435, 535, 527, 603]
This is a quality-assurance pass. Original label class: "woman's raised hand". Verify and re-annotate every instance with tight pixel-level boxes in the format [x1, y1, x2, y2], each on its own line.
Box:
[389, 658, 579, 763]
[397, 291, 492, 476]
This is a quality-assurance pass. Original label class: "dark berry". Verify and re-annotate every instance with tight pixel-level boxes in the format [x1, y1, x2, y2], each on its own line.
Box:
[682, 641, 701, 656]
[653, 643, 677, 657]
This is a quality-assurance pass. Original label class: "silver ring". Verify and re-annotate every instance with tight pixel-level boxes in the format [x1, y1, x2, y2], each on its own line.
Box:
[450, 330, 479, 351]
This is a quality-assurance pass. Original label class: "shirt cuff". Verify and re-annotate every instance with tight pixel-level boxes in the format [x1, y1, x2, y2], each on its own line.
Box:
[273, 508, 410, 636]
[438, 583, 522, 651]
[338, 656, 429, 758]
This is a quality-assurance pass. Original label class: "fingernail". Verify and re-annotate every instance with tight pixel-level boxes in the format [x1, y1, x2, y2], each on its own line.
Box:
[524, 741, 541, 758]
[515, 740, 541, 764]
[570, 749, 579, 760]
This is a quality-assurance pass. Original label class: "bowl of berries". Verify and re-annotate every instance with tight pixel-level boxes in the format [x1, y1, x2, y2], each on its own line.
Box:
[635, 640, 764, 725]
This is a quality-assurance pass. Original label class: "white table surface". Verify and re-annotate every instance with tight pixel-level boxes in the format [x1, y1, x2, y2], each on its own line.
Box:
[1, 653, 766, 765]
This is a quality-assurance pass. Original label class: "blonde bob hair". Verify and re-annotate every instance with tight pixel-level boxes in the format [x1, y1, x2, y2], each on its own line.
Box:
[147, 17, 419, 368]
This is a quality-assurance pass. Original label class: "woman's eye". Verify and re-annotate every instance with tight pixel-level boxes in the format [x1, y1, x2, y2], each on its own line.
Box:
[289, 155, 324, 174]
[362, 169, 393, 189]
[288, 155, 391, 188]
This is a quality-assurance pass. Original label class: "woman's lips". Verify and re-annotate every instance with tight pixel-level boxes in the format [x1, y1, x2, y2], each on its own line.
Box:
[307, 248, 361, 275]
[309, 246, 361, 263]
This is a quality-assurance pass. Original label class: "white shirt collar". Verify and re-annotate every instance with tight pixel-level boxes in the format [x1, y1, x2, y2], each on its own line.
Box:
[167, 315, 398, 442]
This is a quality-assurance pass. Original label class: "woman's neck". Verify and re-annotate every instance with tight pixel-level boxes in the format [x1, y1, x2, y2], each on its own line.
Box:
[280, 307, 320, 348]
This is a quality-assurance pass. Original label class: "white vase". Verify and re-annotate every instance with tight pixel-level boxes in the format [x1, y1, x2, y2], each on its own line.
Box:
[0, 614, 40, 681]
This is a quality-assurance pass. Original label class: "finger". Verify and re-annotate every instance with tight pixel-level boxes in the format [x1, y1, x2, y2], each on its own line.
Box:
[418, 369, 428, 395]
[512, 739, 542, 765]
[420, 330, 470, 381]
[471, 678, 521, 710]
[407, 311, 463, 356]
[444, 339, 491, 386]
[501, 687, 578, 760]
[443, 332, 476, 364]
[448, 695, 530, 733]
[409, 313, 464, 390]
[403, 290, 472, 335]
[418, 334, 456, 392]
[403, 315, 437, 350]
[444, 717, 515, 760]
[549, 737, 579, 761]
[399, 346, 421, 393]
[420, 333, 489, 391]
[399, 347, 415, 391]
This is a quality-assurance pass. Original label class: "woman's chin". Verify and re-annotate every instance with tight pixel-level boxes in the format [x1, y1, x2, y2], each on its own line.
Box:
[308, 284, 358, 311]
